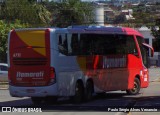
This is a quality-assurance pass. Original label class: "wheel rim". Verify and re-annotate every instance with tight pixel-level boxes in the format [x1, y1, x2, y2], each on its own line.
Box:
[131, 81, 138, 93]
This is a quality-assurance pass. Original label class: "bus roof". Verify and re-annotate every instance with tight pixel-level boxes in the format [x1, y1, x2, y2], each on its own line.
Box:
[12, 26, 143, 37]
[67, 26, 143, 36]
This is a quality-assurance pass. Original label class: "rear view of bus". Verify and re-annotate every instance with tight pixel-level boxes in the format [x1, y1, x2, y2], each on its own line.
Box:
[8, 29, 56, 103]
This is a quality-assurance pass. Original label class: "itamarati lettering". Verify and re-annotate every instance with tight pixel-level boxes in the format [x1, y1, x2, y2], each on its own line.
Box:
[16, 71, 44, 78]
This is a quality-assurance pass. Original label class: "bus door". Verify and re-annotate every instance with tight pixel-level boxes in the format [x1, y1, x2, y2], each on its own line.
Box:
[103, 35, 136, 91]
[104, 55, 128, 91]
[90, 34, 129, 91]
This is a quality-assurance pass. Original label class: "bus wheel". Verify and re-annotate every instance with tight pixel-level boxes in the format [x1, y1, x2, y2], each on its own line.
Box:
[126, 78, 140, 95]
[31, 97, 43, 105]
[85, 81, 94, 101]
[73, 82, 84, 104]
[44, 96, 57, 105]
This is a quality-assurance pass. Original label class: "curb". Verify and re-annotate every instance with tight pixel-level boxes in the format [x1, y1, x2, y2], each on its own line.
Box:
[115, 112, 128, 115]
[0, 82, 9, 90]
[151, 78, 160, 82]
[0, 86, 8, 90]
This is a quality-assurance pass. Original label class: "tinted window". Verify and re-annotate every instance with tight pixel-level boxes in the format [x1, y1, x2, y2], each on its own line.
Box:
[61, 34, 138, 56]
[0, 65, 8, 71]
[70, 34, 79, 55]
[58, 34, 68, 55]
[69, 34, 137, 56]
[91, 34, 138, 55]
[136, 36, 148, 67]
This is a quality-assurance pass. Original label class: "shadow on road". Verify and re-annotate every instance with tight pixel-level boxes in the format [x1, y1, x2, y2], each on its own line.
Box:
[0, 92, 160, 111]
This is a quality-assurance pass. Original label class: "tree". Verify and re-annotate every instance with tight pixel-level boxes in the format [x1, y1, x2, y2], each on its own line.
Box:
[0, 20, 28, 62]
[151, 18, 160, 52]
[49, 0, 94, 27]
[131, 12, 157, 27]
[1, 0, 51, 27]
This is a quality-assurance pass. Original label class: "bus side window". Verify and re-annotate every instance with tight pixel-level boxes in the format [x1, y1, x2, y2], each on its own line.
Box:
[136, 36, 148, 67]
[101, 35, 117, 55]
[58, 34, 68, 55]
[70, 34, 79, 55]
[79, 34, 93, 55]
[126, 36, 138, 55]
[90, 34, 117, 55]
[116, 35, 137, 55]
[116, 36, 126, 54]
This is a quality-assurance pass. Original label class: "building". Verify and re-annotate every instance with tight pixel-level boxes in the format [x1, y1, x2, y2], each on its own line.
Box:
[138, 26, 154, 47]
[137, 26, 160, 67]
[104, 7, 115, 24]
[121, 9, 135, 20]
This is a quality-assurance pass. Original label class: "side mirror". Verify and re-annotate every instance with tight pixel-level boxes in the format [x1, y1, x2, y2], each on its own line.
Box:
[142, 43, 154, 57]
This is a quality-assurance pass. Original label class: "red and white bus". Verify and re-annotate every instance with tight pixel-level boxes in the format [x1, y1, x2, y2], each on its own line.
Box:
[8, 26, 154, 104]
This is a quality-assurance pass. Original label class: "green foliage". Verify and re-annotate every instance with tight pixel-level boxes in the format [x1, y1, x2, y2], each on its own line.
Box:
[1, 0, 51, 27]
[32, 4, 51, 26]
[132, 12, 156, 27]
[151, 19, 160, 52]
[0, 0, 94, 62]
[50, 0, 94, 27]
[0, 0, 52, 62]
[0, 20, 28, 62]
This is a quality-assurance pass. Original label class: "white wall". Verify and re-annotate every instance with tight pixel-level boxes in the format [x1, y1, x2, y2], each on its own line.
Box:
[138, 26, 155, 57]
[94, 5, 104, 26]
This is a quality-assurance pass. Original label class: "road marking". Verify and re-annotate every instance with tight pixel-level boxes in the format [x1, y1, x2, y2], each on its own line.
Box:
[115, 112, 127, 115]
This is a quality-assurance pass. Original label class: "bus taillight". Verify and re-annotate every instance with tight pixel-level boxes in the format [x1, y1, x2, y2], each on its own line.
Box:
[49, 67, 56, 85]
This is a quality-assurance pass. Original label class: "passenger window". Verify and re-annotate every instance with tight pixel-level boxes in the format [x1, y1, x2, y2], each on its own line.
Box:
[92, 34, 117, 55]
[136, 36, 148, 67]
[70, 34, 79, 55]
[68, 34, 93, 56]
[58, 34, 68, 55]
[79, 34, 93, 55]
[65, 34, 138, 56]
[125, 35, 138, 55]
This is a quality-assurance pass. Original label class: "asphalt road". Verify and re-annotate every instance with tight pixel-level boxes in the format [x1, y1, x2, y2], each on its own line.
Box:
[0, 68, 160, 115]
[0, 81, 160, 114]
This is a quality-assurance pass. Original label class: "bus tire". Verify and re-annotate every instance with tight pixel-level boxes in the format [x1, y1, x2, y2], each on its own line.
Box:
[85, 81, 94, 101]
[31, 97, 43, 105]
[126, 78, 140, 95]
[73, 82, 84, 104]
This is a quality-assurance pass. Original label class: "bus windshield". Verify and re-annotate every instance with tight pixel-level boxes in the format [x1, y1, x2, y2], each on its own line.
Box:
[136, 36, 150, 68]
